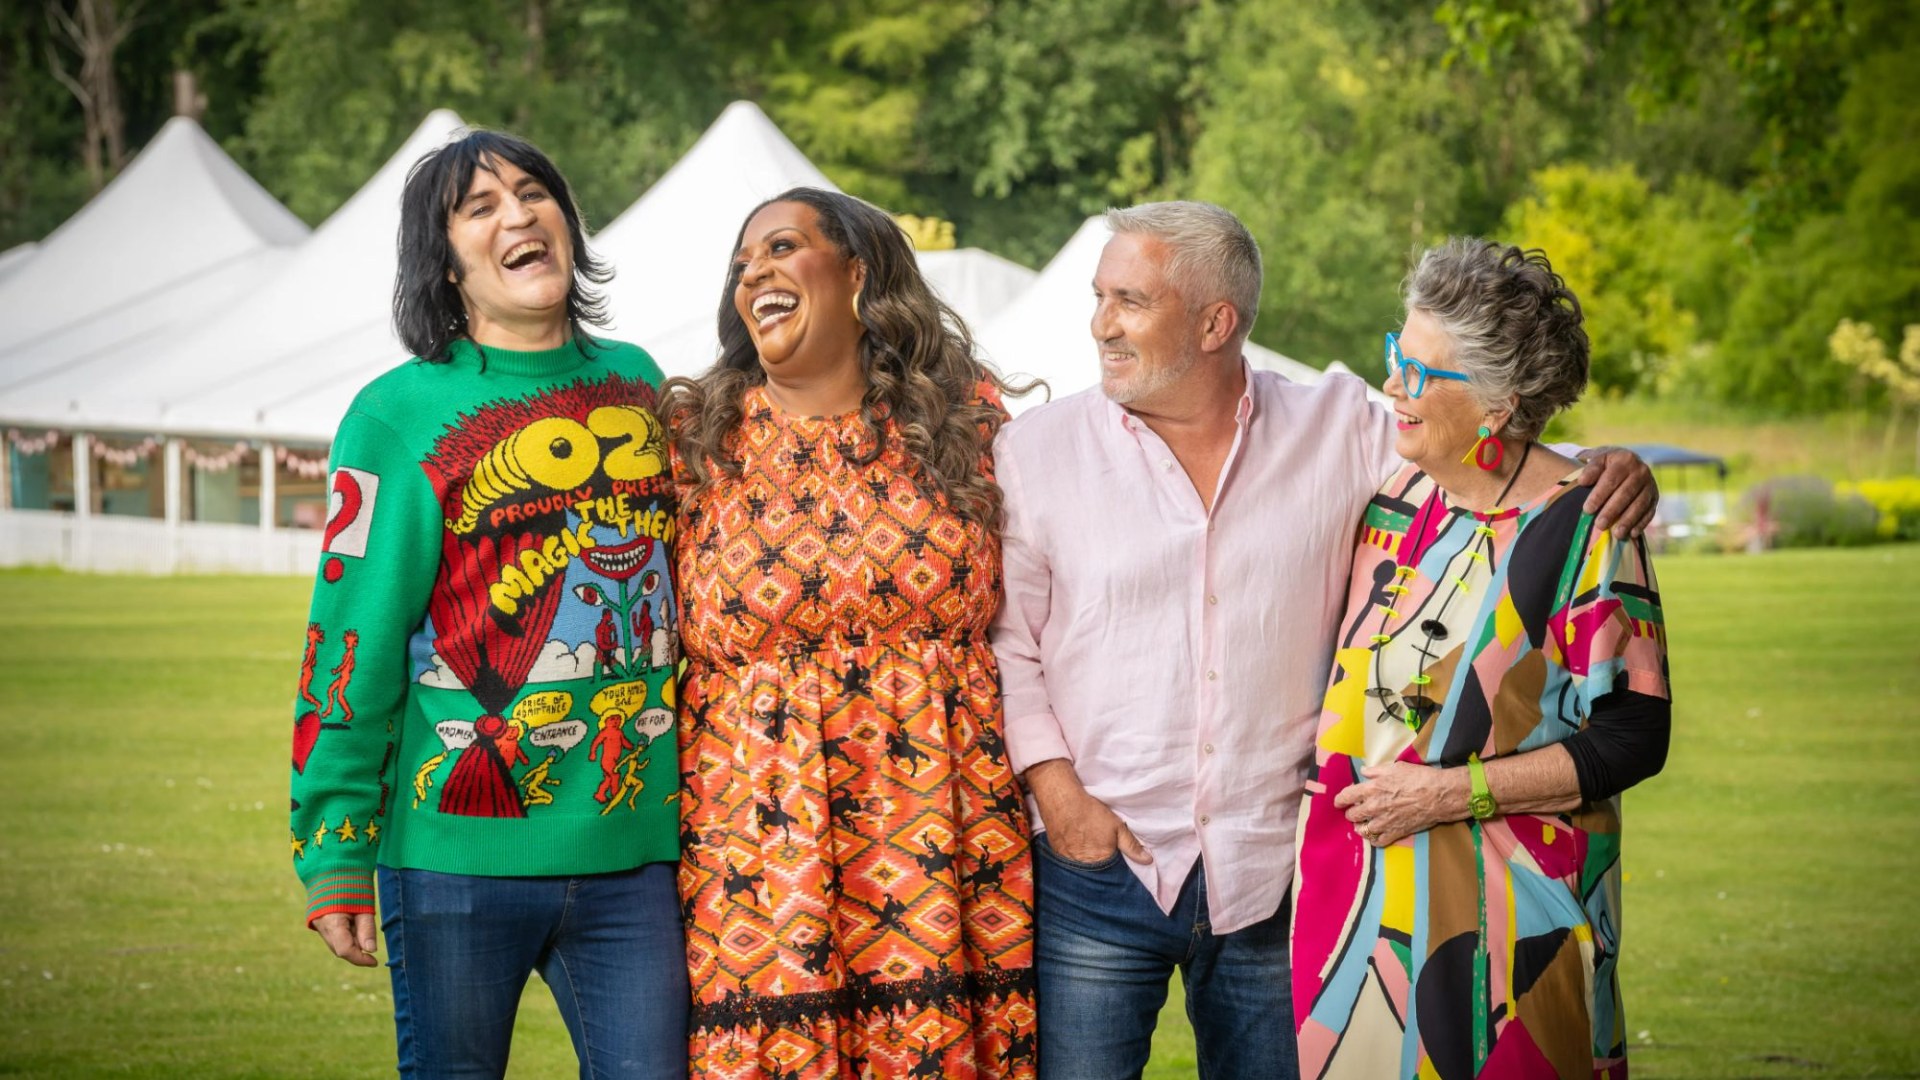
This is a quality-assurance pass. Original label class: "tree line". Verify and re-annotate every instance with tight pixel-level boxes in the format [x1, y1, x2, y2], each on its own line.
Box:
[5, 0, 1915, 412]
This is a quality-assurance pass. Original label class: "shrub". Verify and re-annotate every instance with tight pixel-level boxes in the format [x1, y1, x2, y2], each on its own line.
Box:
[1740, 476, 1881, 548]
[1842, 478, 1920, 541]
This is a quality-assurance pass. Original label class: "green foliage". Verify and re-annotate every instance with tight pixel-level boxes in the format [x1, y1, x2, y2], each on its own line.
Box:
[218, 0, 719, 228]
[1501, 164, 1710, 393]
[912, 0, 1194, 263]
[1185, 0, 1465, 374]
[1711, 13, 1920, 410]
[7, 0, 1908, 414]
[0, 23, 92, 250]
[1, 0, 230, 249]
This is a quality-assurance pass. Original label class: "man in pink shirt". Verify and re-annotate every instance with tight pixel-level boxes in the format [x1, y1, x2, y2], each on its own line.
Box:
[990, 201, 1652, 1078]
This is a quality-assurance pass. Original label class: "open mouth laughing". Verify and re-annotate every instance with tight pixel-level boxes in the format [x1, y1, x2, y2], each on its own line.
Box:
[750, 290, 799, 331]
[502, 239, 551, 272]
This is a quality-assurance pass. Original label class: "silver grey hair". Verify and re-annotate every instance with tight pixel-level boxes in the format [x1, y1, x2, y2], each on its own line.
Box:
[1403, 238, 1589, 442]
[1104, 201, 1261, 339]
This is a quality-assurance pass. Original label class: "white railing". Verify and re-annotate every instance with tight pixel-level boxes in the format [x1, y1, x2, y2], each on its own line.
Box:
[0, 508, 320, 575]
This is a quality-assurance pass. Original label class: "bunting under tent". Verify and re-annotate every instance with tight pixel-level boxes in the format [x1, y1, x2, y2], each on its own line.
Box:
[0, 99, 1376, 574]
[974, 216, 1381, 414]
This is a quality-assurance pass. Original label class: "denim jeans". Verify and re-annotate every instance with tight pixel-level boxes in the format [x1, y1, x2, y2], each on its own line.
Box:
[1032, 834, 1297, 1080]
[377, 863, 688, 1080]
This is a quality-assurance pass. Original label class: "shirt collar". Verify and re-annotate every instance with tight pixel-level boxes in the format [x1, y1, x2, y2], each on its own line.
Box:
[1105, 357, 1258, 436]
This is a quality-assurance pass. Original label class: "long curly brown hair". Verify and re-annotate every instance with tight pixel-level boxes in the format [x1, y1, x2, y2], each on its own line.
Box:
[660, 187, 1037, 530]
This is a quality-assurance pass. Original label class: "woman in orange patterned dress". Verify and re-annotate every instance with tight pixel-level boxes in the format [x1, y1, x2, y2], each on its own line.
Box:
[661, 188, 1038, 1078]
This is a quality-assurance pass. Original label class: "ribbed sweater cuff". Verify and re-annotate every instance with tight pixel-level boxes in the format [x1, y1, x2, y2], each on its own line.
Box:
[304, 869, 376, 928]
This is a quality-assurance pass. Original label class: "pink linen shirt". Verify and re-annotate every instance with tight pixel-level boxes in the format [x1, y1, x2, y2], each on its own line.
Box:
[991, 367, 1399, 934]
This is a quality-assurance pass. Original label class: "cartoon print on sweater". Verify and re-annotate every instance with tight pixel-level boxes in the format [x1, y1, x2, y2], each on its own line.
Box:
[408, 376, 674, 818]
[293, 623, 326, 774]
[298, 623, 326, 710]
[587, 677, 673, 813]
[320, 629, 358, 723]
[319, 466, 380, 585]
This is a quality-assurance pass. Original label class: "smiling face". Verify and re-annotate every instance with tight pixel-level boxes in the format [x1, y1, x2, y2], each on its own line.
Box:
[1090, 232, 1204, 408]
[445, 156, 573, 343]
[731, 201, 866, 378]
[1386, 309, 1493, 468]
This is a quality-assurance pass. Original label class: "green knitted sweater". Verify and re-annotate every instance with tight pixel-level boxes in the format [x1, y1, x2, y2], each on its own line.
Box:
[291, 337, 680, 925]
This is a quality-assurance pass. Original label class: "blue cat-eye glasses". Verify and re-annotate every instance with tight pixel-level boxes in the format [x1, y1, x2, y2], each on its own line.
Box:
[1385, 332, 1472, 398]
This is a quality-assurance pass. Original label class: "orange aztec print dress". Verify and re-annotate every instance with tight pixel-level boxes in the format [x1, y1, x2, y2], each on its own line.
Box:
[676, 384, 1038, 1078]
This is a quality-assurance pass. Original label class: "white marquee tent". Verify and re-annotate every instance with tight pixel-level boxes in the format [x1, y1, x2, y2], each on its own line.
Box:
[587, 100, 1038, 379]
[0, 100, 1376, 572]
[2, 110, 466, 440]
[2, 102, 1045, 443]
[592, 100, 837, 378]
[918, 247, 1037, 338]
[0, 243, 39, 282]
[0, 116, 309, 405]
[976, 216, 1382, 414]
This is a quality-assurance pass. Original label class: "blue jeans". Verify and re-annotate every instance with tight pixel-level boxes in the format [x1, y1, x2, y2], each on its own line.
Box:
[377, 863, 688, 1080]
[1033, 834, 1296, 1080]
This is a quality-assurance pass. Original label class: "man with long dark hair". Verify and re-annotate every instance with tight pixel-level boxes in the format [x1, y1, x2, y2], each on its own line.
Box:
[290, 129, 686, 1078]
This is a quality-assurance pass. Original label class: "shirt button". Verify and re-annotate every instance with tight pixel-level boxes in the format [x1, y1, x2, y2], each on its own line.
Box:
[1200, 814, 1212, 826]
[1206, 670, 1218, 681]
[1204, 743, 1215, 754]
[1162, 459, 1173, 470]
[1207, 594, 1218, 605]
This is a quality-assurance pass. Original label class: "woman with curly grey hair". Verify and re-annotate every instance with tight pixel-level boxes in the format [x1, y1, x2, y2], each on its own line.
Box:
[1291, 239, 1673, 1078]
[660, 187, 1038, 1077]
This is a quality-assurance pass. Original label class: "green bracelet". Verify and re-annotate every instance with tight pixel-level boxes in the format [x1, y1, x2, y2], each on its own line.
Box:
[1467, 753, 1498, 820]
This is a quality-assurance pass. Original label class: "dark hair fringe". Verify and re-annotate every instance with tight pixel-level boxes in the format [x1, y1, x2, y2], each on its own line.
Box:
[392, 128, 612, 365]
[659, 187, 1040, 531]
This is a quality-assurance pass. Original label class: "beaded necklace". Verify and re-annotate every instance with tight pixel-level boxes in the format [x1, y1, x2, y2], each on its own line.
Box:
[1365, 442, 1533, 732]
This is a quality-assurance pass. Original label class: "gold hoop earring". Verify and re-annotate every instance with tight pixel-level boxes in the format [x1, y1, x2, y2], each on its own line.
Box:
[851, 288, 864, 326]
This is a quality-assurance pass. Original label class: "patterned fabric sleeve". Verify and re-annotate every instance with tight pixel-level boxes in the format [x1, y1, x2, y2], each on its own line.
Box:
[1554, 522, 1671, 714]
[290, 410, 439, 927]
[971, 375, 1011, 481]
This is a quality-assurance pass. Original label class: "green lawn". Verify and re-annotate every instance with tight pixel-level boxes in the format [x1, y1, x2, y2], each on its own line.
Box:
[0, 548, 1915, 1077]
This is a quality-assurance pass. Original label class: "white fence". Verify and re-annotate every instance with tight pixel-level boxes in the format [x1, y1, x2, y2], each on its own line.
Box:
[0, 508, 320, 575]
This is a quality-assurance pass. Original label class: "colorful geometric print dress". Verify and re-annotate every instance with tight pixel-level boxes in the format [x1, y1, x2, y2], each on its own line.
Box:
[1293, 464, 1670, 1080]
[676, 385, 1038, 1079]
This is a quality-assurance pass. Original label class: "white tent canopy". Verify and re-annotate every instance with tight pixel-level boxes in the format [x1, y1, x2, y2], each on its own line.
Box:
[2, 111, 465, 439]
[0, 243, 39, 282]
[0, 118, 308, 411]
[917, 247, 1037, 338]
[0, 103, 1368, 443]
[976, 216, 1380, 414]
[596, 101, 837, 378]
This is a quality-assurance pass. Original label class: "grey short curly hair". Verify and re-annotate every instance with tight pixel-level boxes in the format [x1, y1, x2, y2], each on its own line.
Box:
[1105, 201, 1261, 339]
[1403, 239, 1589, 442]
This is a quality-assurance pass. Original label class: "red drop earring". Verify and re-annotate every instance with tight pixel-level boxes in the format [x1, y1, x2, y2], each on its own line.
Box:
[1463, 425, 1504, 471]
